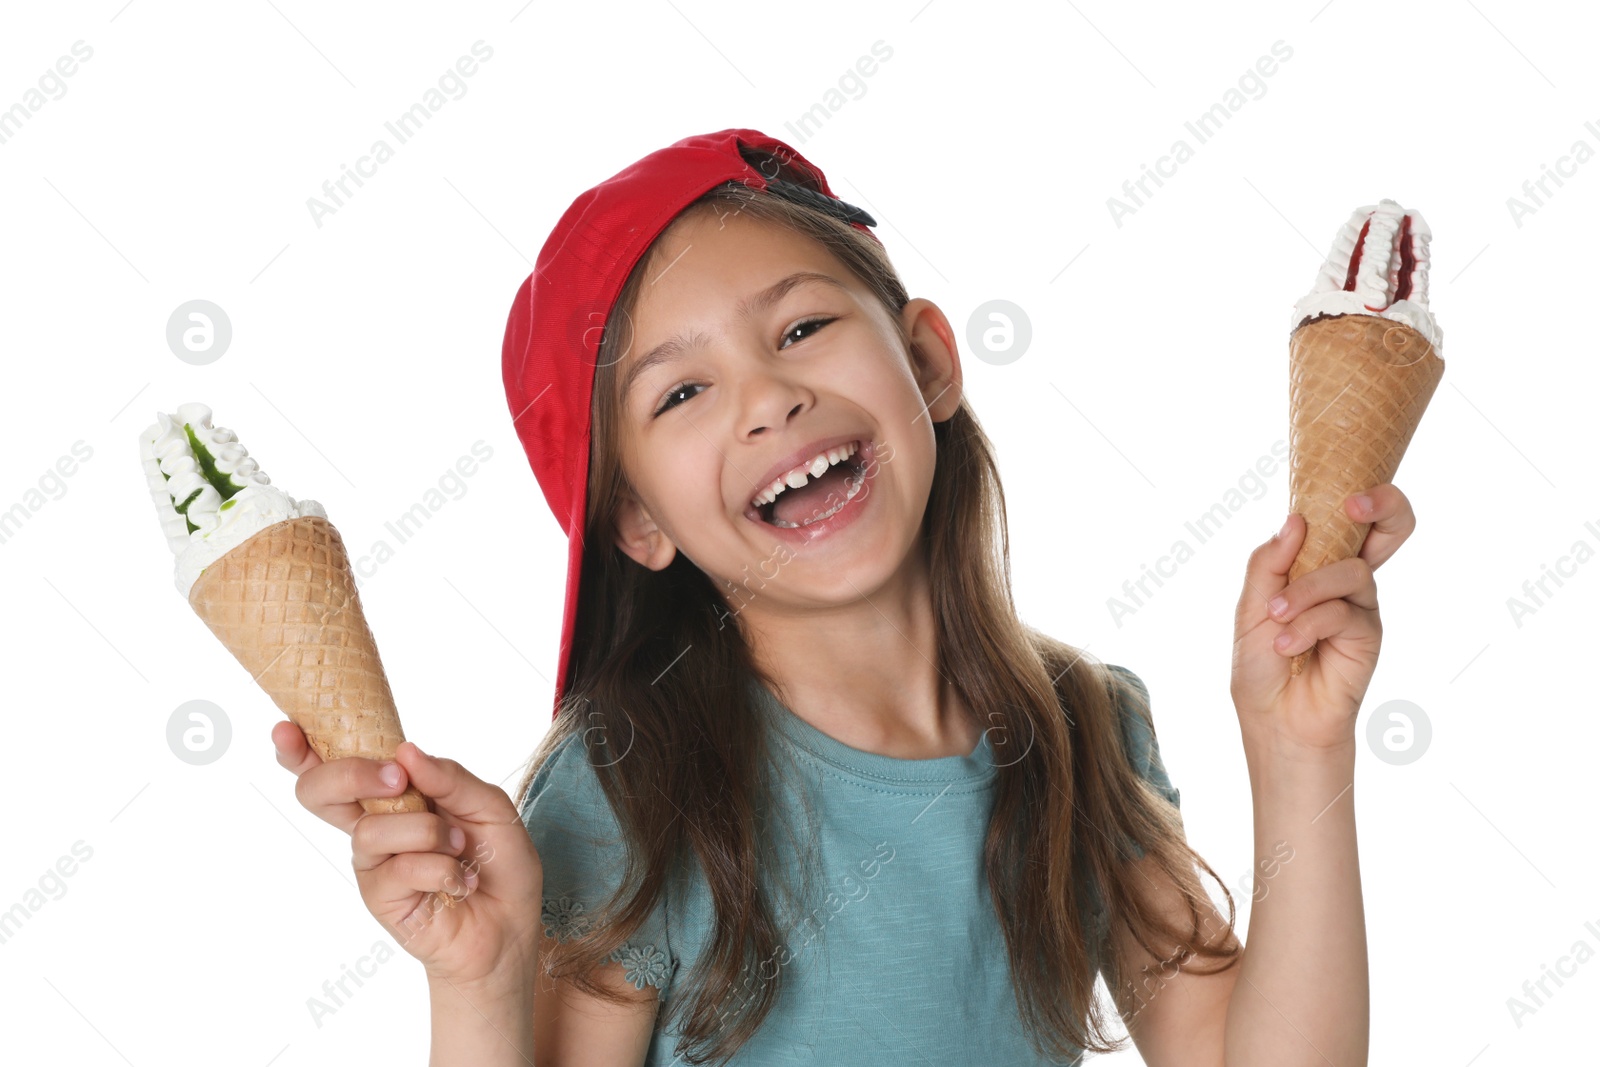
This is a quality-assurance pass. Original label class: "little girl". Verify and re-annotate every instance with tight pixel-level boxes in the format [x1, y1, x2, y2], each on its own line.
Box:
[275, 129, 1410, 1066]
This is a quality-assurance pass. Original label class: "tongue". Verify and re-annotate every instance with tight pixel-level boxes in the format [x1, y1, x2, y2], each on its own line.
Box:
[771, 462, 856, 526]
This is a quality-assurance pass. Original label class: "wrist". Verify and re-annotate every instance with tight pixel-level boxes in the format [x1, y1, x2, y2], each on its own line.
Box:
[427, 958, 537, 1067]
[1238, 729, 1357, 820]
[426, 962, 537, 1040]
[1237, 714, 1358, 768]
[426, 949, 539, 999]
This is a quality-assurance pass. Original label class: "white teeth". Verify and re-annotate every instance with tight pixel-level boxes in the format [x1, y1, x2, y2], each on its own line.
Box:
[770, 464, 867, 528]
[750, 441, 861, 509]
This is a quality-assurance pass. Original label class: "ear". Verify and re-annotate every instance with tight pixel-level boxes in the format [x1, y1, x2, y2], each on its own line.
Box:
[612, 486, 679, 572]
[898, 298, 963, 423]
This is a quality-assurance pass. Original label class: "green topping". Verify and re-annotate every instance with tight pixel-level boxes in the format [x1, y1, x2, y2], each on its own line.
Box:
[173, 487, 204, 534]
[220, 499, 235, 511]
[184, 423, 244, 501]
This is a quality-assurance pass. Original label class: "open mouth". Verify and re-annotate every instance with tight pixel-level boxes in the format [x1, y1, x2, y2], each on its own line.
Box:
[747, 439, 870, 529]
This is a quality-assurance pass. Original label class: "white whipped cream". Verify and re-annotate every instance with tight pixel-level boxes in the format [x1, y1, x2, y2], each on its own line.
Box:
[172, 483, 327, 597]
[1293, 198, 1443, 352]
[139, 402, 326, 597]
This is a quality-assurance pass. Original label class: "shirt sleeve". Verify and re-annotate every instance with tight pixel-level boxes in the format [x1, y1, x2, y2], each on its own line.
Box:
[519, 732, 680, 997]
[1088, 664, 1185, 976]
[1105, 663, 1181, 811]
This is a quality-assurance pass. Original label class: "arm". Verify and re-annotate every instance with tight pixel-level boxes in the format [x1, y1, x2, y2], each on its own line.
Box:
[270, 693, 660, 1064]
[529, 929, 661, 1065]
[268, 732, 551, 1065]
[429, 968, 538, 1067]
[426, 926, 661, 1066]
[1109, 743, 1364, 1067]
[1215, 486, 1411, 1064]
[1223, 733, 1365, 1064]
[1119, 486, 1411, 1065]
[1106, 849, 1239, 1063]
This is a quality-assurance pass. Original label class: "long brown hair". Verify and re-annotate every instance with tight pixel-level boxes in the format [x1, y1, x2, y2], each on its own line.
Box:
[513, 152, 1242, 1063]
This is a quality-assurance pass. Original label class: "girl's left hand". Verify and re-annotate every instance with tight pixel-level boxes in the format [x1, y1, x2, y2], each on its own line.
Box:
[1230, 482, 1416, 750]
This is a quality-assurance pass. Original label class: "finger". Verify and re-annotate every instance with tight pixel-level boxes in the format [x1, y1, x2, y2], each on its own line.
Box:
[1236, 512, 1306, 628]
[351, 811, 466, 873]
[1271, 598, 1372, 657]
[272, 721, 322, 777]
[1266, 556, 1378, 622]
[295, 756, 414, 835]
[365, 851, 478, 908]
[1343, 483, 1415, 572]
[392, 742, 519, 826]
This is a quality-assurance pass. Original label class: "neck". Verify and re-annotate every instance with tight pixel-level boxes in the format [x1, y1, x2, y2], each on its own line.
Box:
[740, 540, 977, 760]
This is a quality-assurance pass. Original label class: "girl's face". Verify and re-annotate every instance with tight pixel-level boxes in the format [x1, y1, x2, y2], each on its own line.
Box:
[609, 206, 963, 618]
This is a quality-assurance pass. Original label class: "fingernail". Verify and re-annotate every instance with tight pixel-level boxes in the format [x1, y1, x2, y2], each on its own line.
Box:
[1275, 631, 1295, 650]
[449, 826, 465, 851]
[1268, 596, 1288, 618]
[379, 762, 402, 788]
[464, 867, 479, 889]
[1352, 494, 1373, 516]
[1277, 514, 1293, 539]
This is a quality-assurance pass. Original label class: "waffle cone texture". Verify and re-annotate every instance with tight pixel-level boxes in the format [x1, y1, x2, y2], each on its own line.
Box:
[188, 515, 428, 815]
[1286, 314, 1444, 675]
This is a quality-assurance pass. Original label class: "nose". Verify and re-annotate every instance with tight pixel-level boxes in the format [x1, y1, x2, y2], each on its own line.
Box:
[739, 371, 810, 438]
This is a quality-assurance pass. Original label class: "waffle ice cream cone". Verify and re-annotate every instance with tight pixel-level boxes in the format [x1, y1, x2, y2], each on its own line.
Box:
[187, 513, 428, 815]
[1285, 201, 1445, 676]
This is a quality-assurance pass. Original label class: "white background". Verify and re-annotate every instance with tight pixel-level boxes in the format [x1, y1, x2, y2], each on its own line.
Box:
[2, 1, 1595, 1064]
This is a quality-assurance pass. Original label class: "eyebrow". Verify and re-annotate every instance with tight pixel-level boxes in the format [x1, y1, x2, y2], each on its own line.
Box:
[621, 270, 850, 406]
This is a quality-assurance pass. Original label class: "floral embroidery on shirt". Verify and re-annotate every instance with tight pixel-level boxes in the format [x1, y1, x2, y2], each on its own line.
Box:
[608, 942, 672, 991]
[541, 895, 674, 994]
[541, 895, 592, 942]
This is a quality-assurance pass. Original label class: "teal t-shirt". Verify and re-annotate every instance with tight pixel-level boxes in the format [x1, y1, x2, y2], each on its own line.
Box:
[520, 664, 1181, 1065]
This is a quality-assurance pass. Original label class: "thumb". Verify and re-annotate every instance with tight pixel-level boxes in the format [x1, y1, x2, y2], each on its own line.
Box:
[392, 742, 512, 824]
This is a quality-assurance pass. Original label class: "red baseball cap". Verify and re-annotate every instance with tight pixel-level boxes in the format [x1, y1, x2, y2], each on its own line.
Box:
[500, 129, 879, 719]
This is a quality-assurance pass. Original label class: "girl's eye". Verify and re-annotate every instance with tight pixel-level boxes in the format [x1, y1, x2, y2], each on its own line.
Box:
[652, 381, 704, 418]
[781, 315, 835, 349]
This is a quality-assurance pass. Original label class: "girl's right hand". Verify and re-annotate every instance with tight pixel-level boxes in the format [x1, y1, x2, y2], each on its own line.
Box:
[271, 722, 544, 990]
